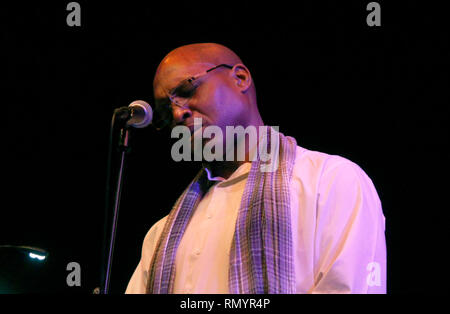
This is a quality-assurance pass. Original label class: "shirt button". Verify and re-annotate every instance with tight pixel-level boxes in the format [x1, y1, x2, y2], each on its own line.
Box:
[207, 214, 212, 219]
[195, 249, 201, 255]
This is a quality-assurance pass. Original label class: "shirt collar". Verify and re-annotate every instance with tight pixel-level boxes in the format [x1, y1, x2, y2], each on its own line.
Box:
[204, 166, 226, 182]
[204, 162, 252, 186]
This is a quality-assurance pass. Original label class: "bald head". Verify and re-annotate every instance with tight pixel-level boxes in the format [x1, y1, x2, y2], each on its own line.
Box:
[153, 42, 261, 134]
[154, 43, 256, 101]
[155, 43, 243, 83]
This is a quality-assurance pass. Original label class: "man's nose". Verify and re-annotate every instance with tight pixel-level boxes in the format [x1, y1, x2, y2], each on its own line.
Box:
[172, 105, 193, 125]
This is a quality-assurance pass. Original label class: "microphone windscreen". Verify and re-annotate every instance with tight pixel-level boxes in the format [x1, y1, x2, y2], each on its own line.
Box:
[128, 100, 153, 128]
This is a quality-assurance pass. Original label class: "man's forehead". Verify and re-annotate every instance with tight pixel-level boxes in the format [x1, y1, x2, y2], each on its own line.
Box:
[158, 61, 216, 79]
[154, 61, 216, 94]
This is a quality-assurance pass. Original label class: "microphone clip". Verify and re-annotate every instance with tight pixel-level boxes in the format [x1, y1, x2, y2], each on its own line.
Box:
[113, 107, 132, 128]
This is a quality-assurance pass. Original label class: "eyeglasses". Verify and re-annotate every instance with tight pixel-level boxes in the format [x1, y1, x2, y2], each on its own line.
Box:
[153, 64, 233, 130]
[167, 63, 233, 109]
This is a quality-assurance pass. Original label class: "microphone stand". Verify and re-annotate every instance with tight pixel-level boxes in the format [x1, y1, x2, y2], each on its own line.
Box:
[98, 109, 132, 294]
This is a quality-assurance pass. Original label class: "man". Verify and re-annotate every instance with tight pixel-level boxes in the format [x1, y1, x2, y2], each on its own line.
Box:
[125, 43, 386, 294]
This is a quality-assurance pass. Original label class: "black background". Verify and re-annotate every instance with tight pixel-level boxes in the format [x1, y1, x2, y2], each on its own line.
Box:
[1, 1, 449, 294]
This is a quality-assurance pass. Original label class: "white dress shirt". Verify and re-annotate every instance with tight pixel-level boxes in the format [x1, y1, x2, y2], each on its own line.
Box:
[125, 145, 386, 294]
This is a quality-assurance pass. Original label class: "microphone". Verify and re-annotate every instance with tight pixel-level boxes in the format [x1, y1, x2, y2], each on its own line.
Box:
[114, 100, 153, 128]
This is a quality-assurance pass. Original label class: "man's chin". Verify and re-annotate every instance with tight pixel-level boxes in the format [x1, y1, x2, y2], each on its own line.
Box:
[190, 137, 227, 162]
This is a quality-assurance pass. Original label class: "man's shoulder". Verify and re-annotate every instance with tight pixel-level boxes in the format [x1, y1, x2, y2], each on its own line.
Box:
[294, 145, 358, 171]
[143, 215, 168, 245]
[292, 145, 372, 185]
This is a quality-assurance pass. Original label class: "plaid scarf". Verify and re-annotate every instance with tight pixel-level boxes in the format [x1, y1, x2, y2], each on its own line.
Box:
[146, 128, 297, 293]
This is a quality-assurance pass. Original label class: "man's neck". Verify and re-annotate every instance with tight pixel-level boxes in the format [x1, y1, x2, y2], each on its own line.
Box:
[204, 118, 265, 180]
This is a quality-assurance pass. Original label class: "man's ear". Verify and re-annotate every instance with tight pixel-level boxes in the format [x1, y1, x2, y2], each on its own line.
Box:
[230, 64, 252, 93]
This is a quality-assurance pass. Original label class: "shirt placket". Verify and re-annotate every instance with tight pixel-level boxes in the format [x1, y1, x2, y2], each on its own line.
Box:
[184, 184, 219, 293]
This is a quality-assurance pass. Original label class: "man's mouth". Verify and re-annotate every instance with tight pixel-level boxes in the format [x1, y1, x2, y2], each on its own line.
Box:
[186, 123, 207, 136]
[190, 126, 216, 150]
[185, 124, 196, 134]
